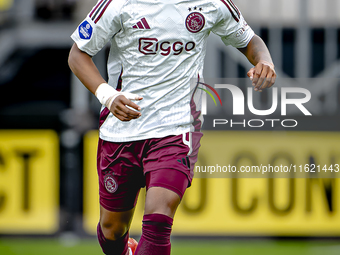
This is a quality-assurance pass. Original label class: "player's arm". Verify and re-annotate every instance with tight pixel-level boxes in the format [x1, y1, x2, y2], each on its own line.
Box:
[238, 35, 276, 92]
[68, 43, 106, 94]
[68, 43, 142, 122]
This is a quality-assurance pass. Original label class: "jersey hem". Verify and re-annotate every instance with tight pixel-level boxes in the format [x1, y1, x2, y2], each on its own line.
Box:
[99, 128, 191, 143]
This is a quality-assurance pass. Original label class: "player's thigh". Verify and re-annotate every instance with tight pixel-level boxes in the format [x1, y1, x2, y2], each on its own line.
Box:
[144, 187, 181, 218]
[144, 169, 189, 218]
[143, 132, 203, 187]
[98, 169, 143, 240]
[100, 205, 136, 240]
[97, 138, 145, 239]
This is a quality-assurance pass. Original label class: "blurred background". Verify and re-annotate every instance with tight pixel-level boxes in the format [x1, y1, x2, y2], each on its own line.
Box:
[0, 0, 340, 254]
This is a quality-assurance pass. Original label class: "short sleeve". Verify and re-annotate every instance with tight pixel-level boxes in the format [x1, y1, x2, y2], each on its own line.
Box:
[71, 0, 123, 56]
[212, 0, 254, 48]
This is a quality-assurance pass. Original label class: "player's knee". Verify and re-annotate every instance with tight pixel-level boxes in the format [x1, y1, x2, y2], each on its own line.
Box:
[100, 221, 128, 241]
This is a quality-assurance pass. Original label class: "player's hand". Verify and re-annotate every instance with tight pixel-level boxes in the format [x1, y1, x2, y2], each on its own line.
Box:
[247, 61, 276, 92]
[109, 94, 143, 122]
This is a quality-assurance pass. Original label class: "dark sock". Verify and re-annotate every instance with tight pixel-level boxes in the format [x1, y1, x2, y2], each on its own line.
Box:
[97, 223, 129, 255]
[135, 213, 173, 255]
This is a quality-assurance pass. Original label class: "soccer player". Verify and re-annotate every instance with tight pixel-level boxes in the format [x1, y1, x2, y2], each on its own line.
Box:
[68, 0, 276, 254]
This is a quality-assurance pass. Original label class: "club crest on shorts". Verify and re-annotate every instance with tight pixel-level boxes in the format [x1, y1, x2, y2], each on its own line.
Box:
[185, 12, 205, 33]
[104, 174, 118, 193]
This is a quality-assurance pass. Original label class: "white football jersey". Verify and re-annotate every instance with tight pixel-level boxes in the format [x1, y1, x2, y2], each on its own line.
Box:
[71, 0, 254, 142]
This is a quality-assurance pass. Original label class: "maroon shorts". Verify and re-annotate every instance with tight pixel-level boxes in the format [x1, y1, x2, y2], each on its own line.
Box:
[97, 132, 203, 212]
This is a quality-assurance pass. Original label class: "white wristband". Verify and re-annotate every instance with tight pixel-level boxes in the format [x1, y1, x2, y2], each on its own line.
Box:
[95, 83, 142, 110]
[95, 83, 119, 109]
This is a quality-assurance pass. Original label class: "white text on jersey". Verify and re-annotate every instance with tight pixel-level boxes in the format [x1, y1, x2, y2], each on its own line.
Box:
[139, 38, 196, 56]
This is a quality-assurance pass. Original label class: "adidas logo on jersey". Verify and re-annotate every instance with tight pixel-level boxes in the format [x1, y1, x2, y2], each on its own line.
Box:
[132, 18, 150, 29]
[177, 156, 190, 169]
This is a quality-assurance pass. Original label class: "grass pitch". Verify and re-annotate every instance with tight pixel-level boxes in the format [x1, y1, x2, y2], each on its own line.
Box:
[0, 238, 339, 255]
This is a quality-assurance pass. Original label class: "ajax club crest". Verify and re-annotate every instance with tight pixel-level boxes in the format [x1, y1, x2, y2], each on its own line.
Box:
[186, 12, 205, 33]
[104, 174, 118, 193]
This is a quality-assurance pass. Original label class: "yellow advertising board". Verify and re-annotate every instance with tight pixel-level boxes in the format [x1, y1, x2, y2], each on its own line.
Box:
[0, 130, 59, 234]
[83, 131, 340, 236]
[0, 0, 13, 11]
